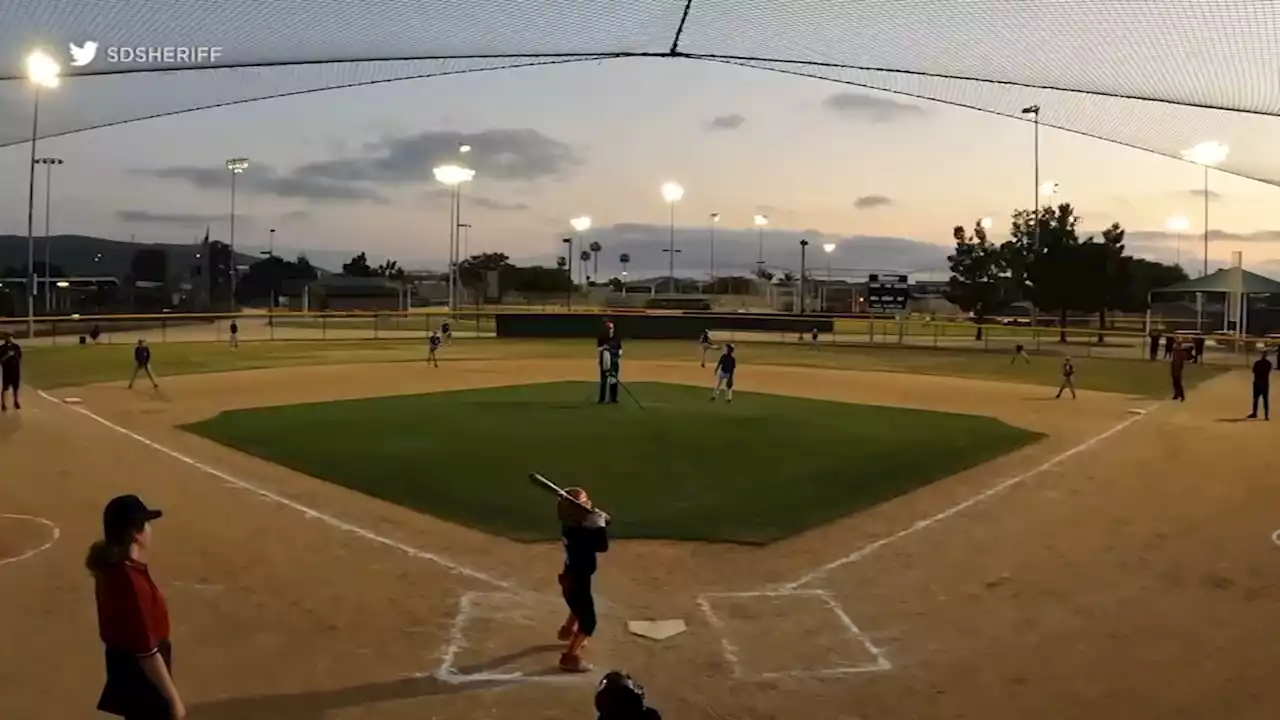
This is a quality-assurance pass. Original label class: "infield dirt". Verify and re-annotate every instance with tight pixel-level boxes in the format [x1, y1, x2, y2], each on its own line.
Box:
[3, 358, 1279, 719]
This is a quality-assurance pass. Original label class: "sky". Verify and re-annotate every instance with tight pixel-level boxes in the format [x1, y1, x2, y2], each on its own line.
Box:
[1, 55, 1278, 279]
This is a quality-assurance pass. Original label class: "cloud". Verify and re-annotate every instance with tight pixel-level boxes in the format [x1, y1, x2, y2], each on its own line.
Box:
[854, 195, 894, 210]
[821, 92, 925, 122]
[1184, 188, 1224, 201]
[138, 165, 387, 203]
[280, 210, 312, 222]
[707, 114, 746, 131]
[115, 210, 224, 226]
[515, 223, 951, 278]
[1127, 229, 1280, 246]
[297, 128, 581, 184]
[420, 186, 530, 212]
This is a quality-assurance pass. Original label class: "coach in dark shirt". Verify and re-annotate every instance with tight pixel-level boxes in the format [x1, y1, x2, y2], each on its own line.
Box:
[1, 333, 21, 411]
[596, 322, 622, 404]
[1249, 350, 1271, 420]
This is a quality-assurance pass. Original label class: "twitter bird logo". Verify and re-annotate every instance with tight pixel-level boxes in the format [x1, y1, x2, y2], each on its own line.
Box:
[68, 41, 98, 67]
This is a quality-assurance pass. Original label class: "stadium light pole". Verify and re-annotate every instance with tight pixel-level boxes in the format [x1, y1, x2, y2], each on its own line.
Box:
[433, 164, 476, 313]
[225, 158, 249, 303]
[1181, 141, 1228, 334]
[35, 156, 64, 313]
[1021, 105, 1041, 248]
[709, 212, 720, 284]
[1179, 141, 1229, 278]
[661, 182, 684, 293]
[570, 215, 591, 288]
[24, 50, 60, 338]
[1166, 215, 1189, 268]
[753, 214, 769, 275]
[822, 242, 836, 280]
[798, 239, 810, 314]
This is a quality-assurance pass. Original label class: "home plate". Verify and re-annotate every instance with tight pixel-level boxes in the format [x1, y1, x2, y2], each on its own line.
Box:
[627, 619, 687, 641]
[63, 398, 84, 405]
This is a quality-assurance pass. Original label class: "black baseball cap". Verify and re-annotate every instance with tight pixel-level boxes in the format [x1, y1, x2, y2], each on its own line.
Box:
[103, 494, 162, 542]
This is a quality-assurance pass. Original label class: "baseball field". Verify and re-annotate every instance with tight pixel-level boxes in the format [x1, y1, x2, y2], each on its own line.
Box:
[3, 331, 1280, 720]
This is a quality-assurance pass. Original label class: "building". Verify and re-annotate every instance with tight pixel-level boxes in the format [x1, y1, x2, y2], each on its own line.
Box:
[305, 276, 405, 311]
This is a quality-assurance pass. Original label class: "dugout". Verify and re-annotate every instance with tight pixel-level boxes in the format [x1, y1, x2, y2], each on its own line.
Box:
[495, 312, 833, 339]
[306, 276, 403, 311]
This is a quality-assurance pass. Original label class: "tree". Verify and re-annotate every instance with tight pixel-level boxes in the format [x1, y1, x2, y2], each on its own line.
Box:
[374, 259, 404, 280]
[129, 248, 168, 284]
[579, 249, 591, 284]
[1123, 258, 1189, 312]
[556, 256, 567, 271]
[235, 253, 320, 304]
[1080, 222, 1128, 341]
[589, 241, 603, 279]
[946, 222, 1003, 339]
[341, 252, 377, 277]
[1008, 203, 1086, 342]
[619, 253, 630, 277]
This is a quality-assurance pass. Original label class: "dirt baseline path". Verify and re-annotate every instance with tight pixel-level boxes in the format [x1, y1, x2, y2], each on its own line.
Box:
[2, 359, 1278, 719]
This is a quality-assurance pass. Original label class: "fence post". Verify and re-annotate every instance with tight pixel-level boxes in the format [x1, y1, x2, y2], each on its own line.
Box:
[162, 319, 167, 343]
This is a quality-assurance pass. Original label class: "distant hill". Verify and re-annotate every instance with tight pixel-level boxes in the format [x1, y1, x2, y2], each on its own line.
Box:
[0, 234, 259, 281]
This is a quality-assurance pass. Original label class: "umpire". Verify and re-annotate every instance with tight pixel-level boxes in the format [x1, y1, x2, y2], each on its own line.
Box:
[597, 321, 622, 404]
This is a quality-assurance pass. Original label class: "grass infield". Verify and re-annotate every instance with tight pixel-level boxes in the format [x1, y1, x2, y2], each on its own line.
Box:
[184, 381, 1042, 544]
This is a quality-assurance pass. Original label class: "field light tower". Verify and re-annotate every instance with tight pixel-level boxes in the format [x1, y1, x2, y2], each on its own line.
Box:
[24, 49, 60, 338]
[433, 163, 476, 312]
[225, 157, 249, 300]
[660, 182, 684, 292]
[753, 214, 769, 273]
[1180, 140, 1229, 278]
[709, 212, 720, 281]
[1166, 215, 1190, 267]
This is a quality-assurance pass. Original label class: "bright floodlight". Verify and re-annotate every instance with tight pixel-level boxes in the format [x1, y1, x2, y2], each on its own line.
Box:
[458, 144, 472, 154]
[753, 214, 769, 226]
[1166, 215, 1190, 232]
[226, 158, 249, 174]
[25, 50, 61, 88]
[433, 164, 476, 186]
[1180, 141, 1229, 167]
[56, 281, 70, 288]
[1038, 180, 1059, 197]
[660, 182, 684, 203]
[710, 213, 721, 222]
[822, 243, 836, 253]
[570, 216, 592, 232]
[979, 217, 994, 229]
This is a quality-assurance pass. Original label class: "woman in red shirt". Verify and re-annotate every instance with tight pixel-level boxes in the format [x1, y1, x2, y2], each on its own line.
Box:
[85, 495, 185, 720]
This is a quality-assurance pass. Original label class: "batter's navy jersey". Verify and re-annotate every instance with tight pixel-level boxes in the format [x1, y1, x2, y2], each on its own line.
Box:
[700, 331, 711, 345]
[429, 335, 442, 349]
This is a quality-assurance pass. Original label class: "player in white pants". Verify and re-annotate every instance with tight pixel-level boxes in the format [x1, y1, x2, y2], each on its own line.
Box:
[699, 329, 715, 368]
[710, 344, 736, 402]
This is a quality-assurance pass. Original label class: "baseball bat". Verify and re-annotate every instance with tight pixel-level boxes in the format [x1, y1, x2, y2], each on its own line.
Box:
[528, 472, 608, 516]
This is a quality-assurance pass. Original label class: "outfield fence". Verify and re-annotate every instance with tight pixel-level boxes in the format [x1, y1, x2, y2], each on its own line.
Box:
[3, 309, 1271, 367]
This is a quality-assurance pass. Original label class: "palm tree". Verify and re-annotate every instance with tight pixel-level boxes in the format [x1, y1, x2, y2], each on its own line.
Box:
[579, 249, 591, 285]
[556, 256, 567, 271]
[619, 253, 630, 277]
[589, 241, 603, 279]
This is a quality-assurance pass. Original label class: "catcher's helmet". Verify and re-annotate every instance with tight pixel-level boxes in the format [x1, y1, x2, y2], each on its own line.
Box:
[595, 670, 646, 717]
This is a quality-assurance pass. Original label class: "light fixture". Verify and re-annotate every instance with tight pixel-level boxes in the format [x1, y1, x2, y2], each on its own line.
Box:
[660, 181, 685, 203]
[979, 217, 994, 229]
[1166, 216, 1190, 232]
[56, 280, 69, 288]
[822, 243, 836, 253]
[25, 50, 61, 89]
[458, 143, 472, 154]
[710, 212, 721, 222]
[226, 158, 249, 174]
[432, 164, 476, 185]
[1180, 141, 1229, 167]
[753, 214, 768, 226]
[1038, 180, 1059, 197]
[570, 216, 592, 232]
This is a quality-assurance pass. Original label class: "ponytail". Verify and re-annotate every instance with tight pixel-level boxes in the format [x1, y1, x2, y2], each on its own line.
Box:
[85, 539, 129, 575]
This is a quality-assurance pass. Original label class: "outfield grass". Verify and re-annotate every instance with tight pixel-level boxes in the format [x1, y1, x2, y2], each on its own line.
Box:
[184, 381, 1041, 543]
[22, 337, 1228, 396]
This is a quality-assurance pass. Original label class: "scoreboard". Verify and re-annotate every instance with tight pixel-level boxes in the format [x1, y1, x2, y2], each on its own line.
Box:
[867, 273, 910, 312]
